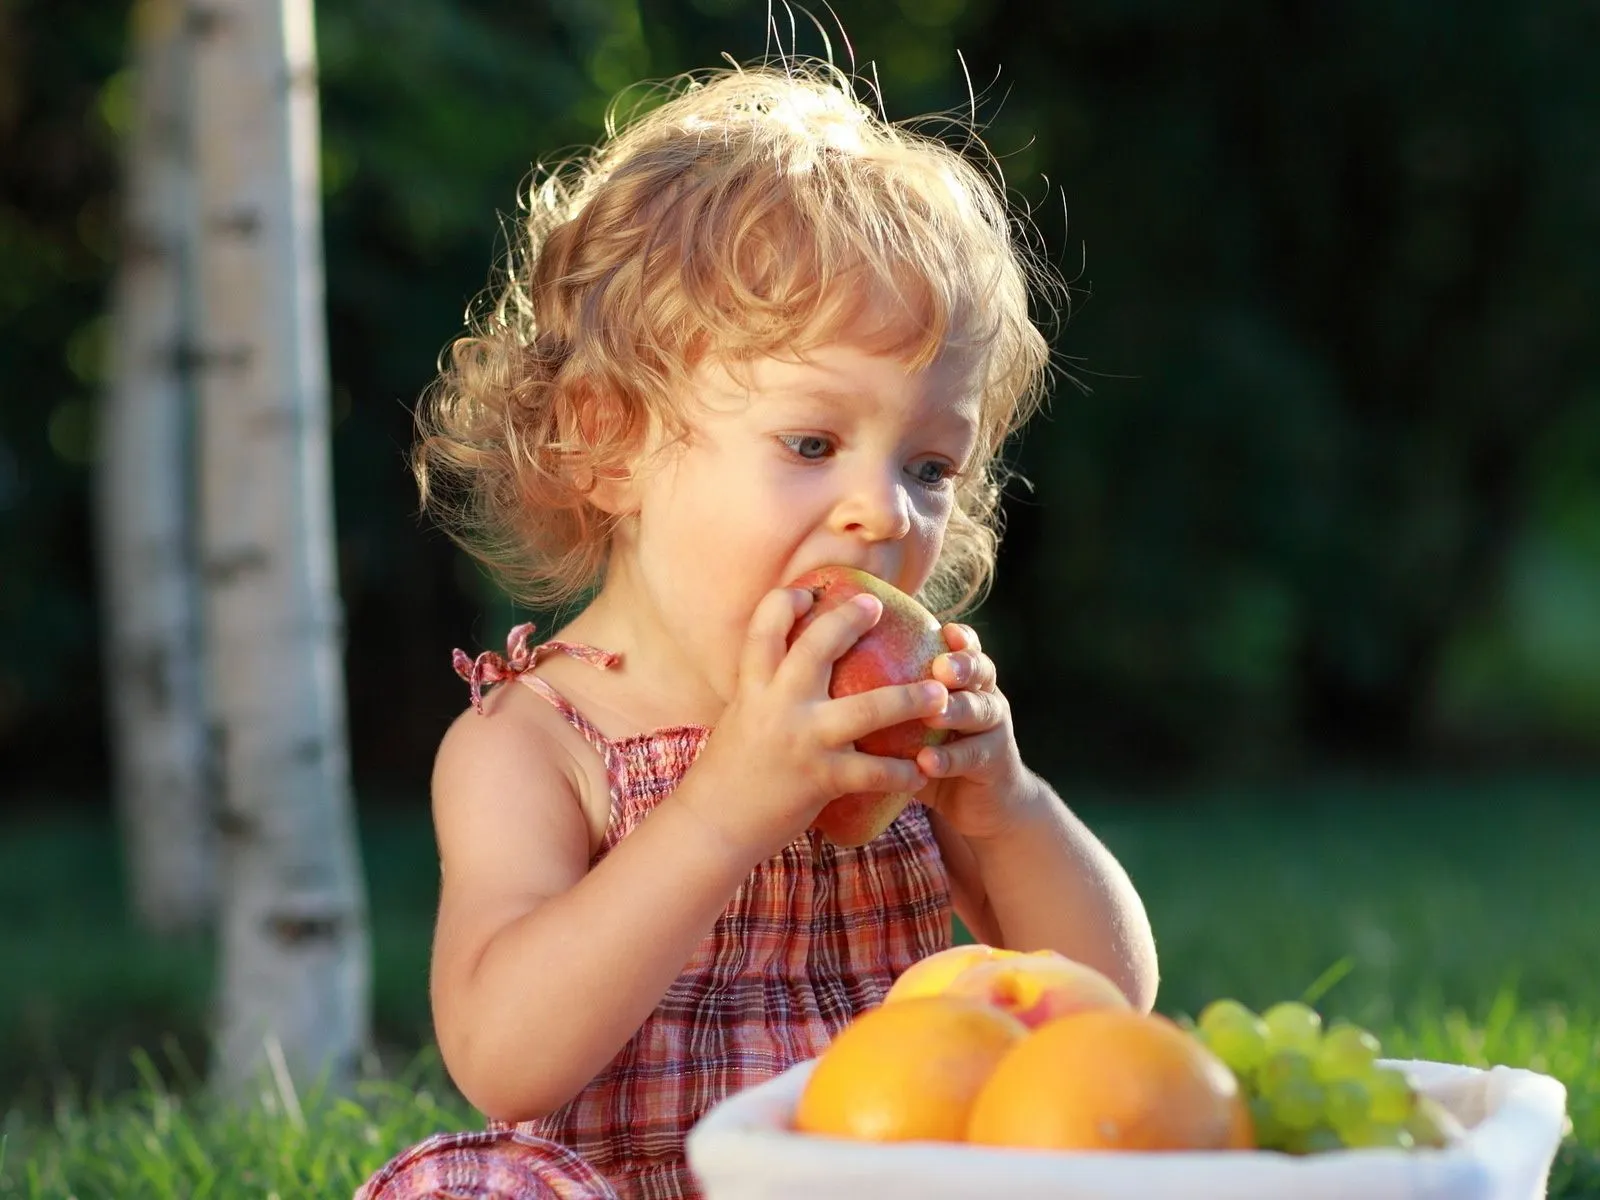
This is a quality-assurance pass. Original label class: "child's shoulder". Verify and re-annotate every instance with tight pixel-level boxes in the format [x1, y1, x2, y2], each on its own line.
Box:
[431, 674, 613, 859]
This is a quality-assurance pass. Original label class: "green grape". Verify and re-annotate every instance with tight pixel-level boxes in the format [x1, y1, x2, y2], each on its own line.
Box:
[1283, 1125, 1345, 1156]
[1199, 998, 1259, 1033]
[1272, 1081, 1325, 1132]
[1323, 1078, 1372, 1138]
[1197, 999, 1270, 1076]
[1406, 1095, 1465, 1149]
[1341, 1120, 1416, 1150]
[1257, 1048, 1314, 1091]
[1248, 1094, 1291, 1152]
[1262, 1001, 1323, 1054]
[1257, 1050, 1325, 1132]
[1315, 1022, 1382, 1081]
[1366, 1066, 1415, 1125]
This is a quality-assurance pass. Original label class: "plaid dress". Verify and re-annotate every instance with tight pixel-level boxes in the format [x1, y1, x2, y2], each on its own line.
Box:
[356, 630, 953, 1200]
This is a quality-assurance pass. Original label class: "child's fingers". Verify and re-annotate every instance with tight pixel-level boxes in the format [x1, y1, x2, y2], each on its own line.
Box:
[820, 680, 949, 747]
[933, 650, 997, 693]
[741, 586, 814, 686]
[925, 685, 1005, 733]
[834, 750, 928, 798]
[941, 622, 982, 654]
[918, 729, 1001, 778]
[783, 592, 883, 688]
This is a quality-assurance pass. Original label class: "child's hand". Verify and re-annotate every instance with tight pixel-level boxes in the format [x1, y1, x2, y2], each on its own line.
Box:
[677, 586, 951, 865]
[914, 623, 1040, 843]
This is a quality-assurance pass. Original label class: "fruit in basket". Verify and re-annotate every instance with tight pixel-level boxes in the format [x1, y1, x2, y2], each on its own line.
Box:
[794, 995, 1029, 1142]
[1407, 1094, 1468, 1149]
[942, 951, 1132, 1029]
[882, 944, 1024, 1003]
[884, 944, 1131, 1029]
[966, 1009, 1253, 1151]
[1194, 997, 1271, 1074]
[785, 566, 950, 847]
[1190, 997, 1466, 1154]
[790, 982, 1466, 1157]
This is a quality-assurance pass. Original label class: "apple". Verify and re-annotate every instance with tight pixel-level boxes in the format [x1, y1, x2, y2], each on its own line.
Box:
[786, 566, 951, 846]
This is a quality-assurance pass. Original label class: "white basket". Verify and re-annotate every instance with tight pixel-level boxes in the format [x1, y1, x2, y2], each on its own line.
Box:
[686, 1058, 1568, 1200]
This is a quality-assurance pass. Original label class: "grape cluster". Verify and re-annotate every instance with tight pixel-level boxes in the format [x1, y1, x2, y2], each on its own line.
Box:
[1193, 999, 1463, 1154]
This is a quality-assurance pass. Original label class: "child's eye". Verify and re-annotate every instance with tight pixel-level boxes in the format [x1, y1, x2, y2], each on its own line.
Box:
[777, 434, 834, 460]
[910, 459, 958, 487]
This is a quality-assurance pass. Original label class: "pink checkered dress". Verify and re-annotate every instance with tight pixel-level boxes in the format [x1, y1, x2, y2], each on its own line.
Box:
[356, 630, 952, 1200]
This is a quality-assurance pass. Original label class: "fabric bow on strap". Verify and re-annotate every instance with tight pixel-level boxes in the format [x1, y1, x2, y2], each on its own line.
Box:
[453, 622, 540, 715]
[452, 622, 620, 714]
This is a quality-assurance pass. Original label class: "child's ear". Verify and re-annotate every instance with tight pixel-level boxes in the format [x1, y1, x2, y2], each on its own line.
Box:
[563, 383, 642, 516]
[585, 463, 638, 516]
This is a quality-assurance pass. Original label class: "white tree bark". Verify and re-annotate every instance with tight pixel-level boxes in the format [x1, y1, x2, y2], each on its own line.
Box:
[97, 0, 215, 936]
[190, 0, 370, 1096]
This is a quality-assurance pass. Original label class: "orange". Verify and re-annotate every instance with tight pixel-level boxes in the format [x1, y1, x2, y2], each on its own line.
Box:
[966, 1009, 1252, 1152]
[1224, 1090, 1257, 1149]
[793, 995, 1029, 1143]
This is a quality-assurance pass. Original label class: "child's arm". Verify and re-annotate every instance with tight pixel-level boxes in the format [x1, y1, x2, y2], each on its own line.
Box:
[429, 588, 948, 1123]
[427, 696, 757, 1122]
[917, 624, 1160, 1012]
[929, 784, 1159, 1012]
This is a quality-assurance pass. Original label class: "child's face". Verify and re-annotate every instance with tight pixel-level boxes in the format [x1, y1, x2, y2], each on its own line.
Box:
[619, 338, 981, 704]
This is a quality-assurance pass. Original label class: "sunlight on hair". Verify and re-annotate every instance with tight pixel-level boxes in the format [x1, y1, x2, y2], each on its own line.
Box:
[414, 40, 1067, 620]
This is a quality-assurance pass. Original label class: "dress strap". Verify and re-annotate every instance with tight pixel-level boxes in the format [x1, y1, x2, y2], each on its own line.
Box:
[452, 622, 622, 715]
[452, 621, 626, 776]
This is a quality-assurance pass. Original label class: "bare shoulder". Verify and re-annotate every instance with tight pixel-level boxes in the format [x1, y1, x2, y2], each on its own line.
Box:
[430, 682, 596, 882]
[429, 683, 601, 964]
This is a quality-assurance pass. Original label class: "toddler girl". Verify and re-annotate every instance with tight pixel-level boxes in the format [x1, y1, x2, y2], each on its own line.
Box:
[358, 56, 1157, 1200]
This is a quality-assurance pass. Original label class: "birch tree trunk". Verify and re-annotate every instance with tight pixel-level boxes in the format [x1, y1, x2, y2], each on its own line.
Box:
[190, 0, 370, 1096]
[97, 0, 214, 936]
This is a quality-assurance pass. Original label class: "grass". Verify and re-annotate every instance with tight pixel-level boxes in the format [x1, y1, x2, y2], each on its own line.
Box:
[0, 1049, 473, 1199]
[2, 772, 1597, 1197]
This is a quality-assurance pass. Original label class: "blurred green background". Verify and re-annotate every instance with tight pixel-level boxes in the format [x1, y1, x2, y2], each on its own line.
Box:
[2, 0, 1598, 1122]
[6, 0, 1599, 797]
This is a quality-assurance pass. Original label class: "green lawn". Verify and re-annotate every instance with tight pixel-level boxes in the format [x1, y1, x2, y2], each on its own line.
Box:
[2, 773, 1597, 1197]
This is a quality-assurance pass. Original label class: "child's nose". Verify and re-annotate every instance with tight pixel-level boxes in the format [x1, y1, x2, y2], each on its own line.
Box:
[831, 469, 913, 541]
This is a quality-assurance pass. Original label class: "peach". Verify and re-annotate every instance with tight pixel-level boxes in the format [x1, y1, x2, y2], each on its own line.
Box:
[882, 944, 1024, 1005]
[942, 951, 1132, 1030]
[786, 566, 950, 847]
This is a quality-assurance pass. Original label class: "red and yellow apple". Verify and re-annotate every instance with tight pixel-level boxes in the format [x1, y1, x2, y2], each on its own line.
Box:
[786, 565, 950, 847]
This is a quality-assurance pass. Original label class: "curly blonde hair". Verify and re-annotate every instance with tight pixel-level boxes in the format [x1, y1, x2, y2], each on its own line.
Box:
[415, 57, 1059, 619]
